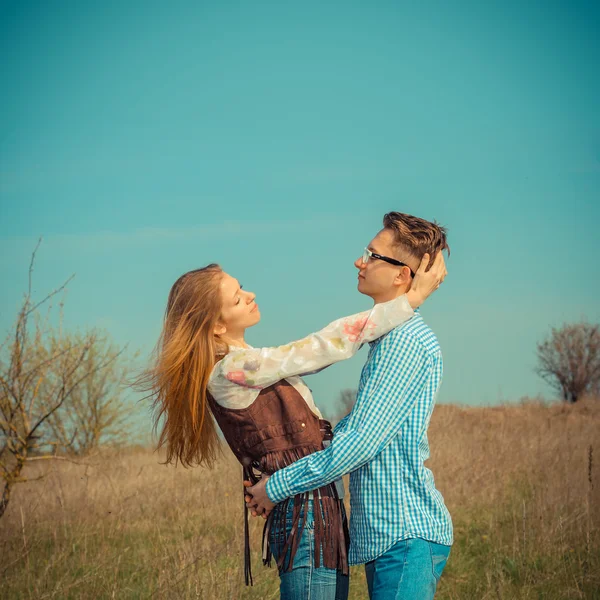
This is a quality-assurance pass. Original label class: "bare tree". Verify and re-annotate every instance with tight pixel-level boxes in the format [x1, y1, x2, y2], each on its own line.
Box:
[536, 322, 600, 403]
[39, 331, 136, 455]
[0, 241, 135, 519]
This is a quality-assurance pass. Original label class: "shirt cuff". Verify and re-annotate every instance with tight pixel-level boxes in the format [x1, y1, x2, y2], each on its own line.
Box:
[266, 470, 291, 503]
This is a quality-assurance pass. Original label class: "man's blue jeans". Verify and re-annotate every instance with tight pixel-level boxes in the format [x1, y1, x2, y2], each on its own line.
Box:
[365, 537, 451, 600]
[270, 500, 349, 600]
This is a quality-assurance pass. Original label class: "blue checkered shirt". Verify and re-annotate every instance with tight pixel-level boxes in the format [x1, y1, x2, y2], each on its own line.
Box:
[266, 311, 453, 565]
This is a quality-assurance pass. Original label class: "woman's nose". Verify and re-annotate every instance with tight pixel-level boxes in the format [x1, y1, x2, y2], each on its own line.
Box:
[247, 291, 256, 302]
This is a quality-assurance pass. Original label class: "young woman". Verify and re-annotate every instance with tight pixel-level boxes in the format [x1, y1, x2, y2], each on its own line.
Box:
[142, 252, 445, 600]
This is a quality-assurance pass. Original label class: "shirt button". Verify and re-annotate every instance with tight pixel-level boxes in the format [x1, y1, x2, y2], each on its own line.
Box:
[301, 423, 306, 428]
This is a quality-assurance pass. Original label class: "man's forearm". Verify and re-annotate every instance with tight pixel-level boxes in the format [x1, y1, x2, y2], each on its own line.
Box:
[267, 430, 367, 502]
[267, 410, 414, 502]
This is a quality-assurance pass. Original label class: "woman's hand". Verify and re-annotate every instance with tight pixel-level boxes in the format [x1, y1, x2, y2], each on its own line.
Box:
[406, 252, 447, 308]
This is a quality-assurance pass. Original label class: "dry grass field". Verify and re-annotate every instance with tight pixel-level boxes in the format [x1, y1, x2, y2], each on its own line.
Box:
[1, 399, 599, 599]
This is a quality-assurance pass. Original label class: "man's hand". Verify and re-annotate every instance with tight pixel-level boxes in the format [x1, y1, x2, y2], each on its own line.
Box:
[243, 477, 275, 518]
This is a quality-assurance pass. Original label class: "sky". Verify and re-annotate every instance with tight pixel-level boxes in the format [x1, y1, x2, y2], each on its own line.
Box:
[1, 0, 599, 430]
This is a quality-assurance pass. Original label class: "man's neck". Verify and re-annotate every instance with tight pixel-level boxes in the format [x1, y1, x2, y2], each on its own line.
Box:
[371, 286, 410, 305]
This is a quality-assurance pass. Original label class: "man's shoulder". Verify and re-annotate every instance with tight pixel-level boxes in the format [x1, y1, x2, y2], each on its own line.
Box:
[384, 313, 441, 356]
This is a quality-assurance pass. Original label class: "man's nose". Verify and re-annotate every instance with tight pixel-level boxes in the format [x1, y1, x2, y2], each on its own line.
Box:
[354, 257, 365, 270]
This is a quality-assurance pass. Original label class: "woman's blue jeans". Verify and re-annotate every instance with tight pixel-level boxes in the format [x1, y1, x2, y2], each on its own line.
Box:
[269, 500, 349, 600]
[364, 537, 451, 600]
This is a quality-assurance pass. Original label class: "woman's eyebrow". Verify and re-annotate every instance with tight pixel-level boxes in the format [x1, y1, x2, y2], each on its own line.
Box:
[232, 284, 243, 299]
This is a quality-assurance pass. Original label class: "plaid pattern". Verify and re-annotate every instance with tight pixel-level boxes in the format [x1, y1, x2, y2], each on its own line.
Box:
[267, 312, 453, 565]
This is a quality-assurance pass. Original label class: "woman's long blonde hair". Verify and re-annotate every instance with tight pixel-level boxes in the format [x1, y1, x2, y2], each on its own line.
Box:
[138, 264, 226, 468]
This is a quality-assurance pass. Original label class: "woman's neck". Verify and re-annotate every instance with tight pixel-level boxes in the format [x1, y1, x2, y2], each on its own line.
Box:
[222, 331, 248, 348]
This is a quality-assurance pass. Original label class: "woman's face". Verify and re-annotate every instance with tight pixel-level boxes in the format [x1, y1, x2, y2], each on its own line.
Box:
[218, 272, 261, 336]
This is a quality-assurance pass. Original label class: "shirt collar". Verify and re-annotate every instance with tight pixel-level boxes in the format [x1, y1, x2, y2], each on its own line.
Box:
[368, 308, 421, 347]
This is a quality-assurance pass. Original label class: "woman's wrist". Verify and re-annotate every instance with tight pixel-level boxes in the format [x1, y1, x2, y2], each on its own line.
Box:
[405, 289, 422, 309]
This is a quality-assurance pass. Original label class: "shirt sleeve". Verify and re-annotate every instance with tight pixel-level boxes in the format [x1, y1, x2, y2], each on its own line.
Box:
[332, 413, 351, 435]
[266, 328, 433, 503]
[212, 295, 414, 390]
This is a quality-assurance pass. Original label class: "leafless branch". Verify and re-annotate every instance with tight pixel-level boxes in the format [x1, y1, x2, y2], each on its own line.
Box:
[536, 322, 600, 403]
[0, 241, 137, 520]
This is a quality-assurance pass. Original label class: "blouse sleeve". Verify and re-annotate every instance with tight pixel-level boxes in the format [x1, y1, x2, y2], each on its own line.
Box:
[212, 294, 414, 390]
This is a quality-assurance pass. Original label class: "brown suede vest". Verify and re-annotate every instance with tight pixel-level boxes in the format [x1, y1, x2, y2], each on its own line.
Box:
[208, 380, 349, 585]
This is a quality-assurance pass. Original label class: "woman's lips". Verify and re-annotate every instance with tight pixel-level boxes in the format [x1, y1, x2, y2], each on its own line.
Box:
[251, 303, 259, 312]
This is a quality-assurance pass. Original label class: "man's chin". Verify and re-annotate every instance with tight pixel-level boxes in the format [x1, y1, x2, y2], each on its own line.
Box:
[357, 281, 372, 297]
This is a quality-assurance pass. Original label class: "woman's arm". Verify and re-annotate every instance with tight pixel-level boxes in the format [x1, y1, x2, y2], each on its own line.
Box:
[214, 293, 415, 390]
[213, 250, 446, 390]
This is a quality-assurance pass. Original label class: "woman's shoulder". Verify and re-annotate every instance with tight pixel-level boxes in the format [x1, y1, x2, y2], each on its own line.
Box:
[209, 346, 261, 388]
[208, 348, 265, 409]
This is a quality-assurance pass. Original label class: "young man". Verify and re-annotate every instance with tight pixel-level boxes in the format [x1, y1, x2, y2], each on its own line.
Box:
[247, 212, 453, 599]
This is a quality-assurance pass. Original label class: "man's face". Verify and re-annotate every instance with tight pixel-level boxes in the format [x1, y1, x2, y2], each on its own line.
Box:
[354, 228, 416, 302]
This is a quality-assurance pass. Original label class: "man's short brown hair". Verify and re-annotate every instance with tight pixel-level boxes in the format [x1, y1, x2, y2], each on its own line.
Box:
[383, 212, 450, 270]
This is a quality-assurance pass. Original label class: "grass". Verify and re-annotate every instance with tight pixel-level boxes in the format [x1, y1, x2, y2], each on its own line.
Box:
[1, 398, 599, 599]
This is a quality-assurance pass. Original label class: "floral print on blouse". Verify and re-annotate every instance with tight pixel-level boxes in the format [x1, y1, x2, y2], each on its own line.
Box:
[208, 294, 415, 415]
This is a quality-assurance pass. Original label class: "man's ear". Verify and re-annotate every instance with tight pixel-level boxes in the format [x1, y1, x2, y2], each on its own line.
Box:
[393, 266, 412, 287]
[214, 322, 226, 336]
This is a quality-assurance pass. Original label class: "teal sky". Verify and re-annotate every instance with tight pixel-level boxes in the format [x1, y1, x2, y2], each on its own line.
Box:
[1, 0, 599, 426]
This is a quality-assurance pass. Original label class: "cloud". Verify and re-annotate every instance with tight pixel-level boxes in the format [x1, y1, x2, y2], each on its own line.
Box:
[0, 217, 339, 262]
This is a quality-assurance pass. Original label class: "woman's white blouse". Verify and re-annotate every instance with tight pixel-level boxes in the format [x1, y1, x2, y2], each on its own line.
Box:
[208, 294, 415, 417]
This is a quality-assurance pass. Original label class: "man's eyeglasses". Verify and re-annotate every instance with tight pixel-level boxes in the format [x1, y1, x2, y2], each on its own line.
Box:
[362, 248, 415, 278]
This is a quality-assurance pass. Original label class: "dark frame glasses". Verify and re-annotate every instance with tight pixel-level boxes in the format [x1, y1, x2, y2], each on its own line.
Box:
[362, 248, 415, 278]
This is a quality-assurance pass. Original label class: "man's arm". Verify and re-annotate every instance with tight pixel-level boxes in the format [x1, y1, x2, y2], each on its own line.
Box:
[264, 328, 433, 503]
[333, 413, 351, 435]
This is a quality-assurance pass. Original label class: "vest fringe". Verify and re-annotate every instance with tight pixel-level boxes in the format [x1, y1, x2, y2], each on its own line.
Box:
[242, 445, 349, 583]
